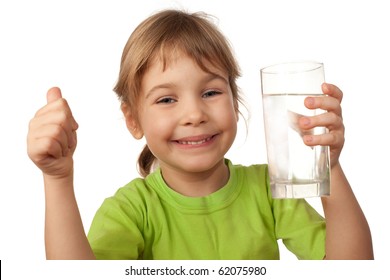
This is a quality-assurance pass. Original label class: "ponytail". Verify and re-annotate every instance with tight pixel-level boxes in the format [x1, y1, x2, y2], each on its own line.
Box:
[138, 145, 156, 177]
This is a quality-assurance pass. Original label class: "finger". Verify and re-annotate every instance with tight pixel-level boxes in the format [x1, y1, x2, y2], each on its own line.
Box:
[47, 87, 63, 104]
[322, 83, 343, 103]
[299, 112, 344, 131]
[28, 136, 64, 163]
[29, 110, 77, 150]
[35, 96, 79, 131]
[304, 95, 342, 116]
[30, 122, 71, 157]
[303, 131, 344, 147]
[36, 97, 69, 118]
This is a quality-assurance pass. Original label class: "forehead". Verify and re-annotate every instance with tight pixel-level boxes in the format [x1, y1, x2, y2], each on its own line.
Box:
[148, 48, 228, 79]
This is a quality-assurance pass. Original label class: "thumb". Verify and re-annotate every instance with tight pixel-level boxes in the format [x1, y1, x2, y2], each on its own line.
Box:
[46, 87, 63, 104]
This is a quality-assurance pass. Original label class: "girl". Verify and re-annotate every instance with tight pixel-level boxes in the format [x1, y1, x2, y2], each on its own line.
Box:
[27, 9, 373, 259]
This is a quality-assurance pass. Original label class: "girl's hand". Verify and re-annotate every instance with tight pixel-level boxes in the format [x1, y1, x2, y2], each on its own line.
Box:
[299, 83, 345, 168]
[27, 87, 79, 179]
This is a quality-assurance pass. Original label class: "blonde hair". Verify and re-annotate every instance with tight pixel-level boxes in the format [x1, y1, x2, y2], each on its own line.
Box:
[114, 9, 242, 177]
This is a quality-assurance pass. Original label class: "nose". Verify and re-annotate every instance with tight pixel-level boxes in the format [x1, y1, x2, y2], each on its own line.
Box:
[181, 99, 208, 126]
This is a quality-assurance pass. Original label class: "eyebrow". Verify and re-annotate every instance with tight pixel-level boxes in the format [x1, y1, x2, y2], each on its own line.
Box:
[145, 83, 176, 100]
[145, 72, 228, 100]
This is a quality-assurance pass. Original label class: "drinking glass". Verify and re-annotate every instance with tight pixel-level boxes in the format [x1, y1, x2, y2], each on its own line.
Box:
[261, 61, 330, 199]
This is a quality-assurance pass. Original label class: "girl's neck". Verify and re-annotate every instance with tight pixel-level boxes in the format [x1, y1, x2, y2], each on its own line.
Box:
[159, 159, 230, 197]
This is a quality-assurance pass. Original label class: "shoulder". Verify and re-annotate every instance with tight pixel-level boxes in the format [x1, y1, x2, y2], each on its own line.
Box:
[232, 162, 269, 179]
[113, 177, 152, 202]
[96, 175, 161, 221]
[91, 174, 167, 237]
[229, 161, 270, 190]
[227, 160, 273, 202]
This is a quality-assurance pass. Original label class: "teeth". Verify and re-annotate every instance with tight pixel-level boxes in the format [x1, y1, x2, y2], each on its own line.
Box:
[178, 137, 212, 145]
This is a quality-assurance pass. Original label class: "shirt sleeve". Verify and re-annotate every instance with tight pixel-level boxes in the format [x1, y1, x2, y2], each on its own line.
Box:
[87, 188, 145, 260]
[272, 198, 326, 260]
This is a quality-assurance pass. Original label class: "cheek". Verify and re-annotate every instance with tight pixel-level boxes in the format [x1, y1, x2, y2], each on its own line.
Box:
[141, 114, 173, 140]
[215, 100, 239, 126]
[223, 107, 239, 138]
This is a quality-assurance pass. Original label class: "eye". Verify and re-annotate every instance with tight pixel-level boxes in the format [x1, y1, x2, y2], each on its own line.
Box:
[156, 97, 176, 104]
[202, 90, 221, 98]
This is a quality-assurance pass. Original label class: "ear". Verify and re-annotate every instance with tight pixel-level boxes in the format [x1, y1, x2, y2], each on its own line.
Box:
[121, 103, 144, 139]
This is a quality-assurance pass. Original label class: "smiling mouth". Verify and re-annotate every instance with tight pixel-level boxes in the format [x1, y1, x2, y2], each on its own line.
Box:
[174, 135, 216, 146]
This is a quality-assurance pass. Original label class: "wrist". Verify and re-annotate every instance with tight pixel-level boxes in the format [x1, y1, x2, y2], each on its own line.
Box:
[43, 169, 74, 190]
[330, 160, 341, 172]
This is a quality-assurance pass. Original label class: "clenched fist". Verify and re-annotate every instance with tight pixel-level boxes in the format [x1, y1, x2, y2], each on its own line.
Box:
[27, 87, 79, 179]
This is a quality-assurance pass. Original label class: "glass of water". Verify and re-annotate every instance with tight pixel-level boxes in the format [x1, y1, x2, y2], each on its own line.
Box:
[261, 61, 330, 199]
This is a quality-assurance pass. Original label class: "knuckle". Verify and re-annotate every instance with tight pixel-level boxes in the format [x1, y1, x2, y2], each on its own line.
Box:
[57, 110, 68, 122]
[331, 133, 338, 143]
[327, 112, 339, 125]
[329, 131, 343, 146]
[58, 98, 69, 109]
[330, 112, 339, 123]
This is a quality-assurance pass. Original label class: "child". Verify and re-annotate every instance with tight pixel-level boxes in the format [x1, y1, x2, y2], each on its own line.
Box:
[27, 9, 373, 259]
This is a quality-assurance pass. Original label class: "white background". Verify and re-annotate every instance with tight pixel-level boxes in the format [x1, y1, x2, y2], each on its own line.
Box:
[1, 0, 389, 278]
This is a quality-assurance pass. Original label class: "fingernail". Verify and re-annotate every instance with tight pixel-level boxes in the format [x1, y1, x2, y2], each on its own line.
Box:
[302, 117, 310, 125]
[304, 135, 313, 143]
[306, 97, 315, 106]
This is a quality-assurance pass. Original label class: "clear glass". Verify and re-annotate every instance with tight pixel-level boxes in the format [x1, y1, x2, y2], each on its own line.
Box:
[261, 61, 330, 199]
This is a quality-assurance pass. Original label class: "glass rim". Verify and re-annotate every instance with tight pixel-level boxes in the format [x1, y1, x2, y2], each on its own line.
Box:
[260, 61, 323, 75]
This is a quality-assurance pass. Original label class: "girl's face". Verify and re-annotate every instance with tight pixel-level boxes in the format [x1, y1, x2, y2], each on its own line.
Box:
[133, 53, 238, 187]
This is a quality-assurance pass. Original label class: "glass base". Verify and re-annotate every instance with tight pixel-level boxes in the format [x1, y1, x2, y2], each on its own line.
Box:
[271, 181, 330, 199]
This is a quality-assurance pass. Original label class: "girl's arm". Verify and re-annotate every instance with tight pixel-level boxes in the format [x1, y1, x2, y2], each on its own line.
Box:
[300, 83, 373, 259]
[28, 87, 95, 259]
[321, 163, 373, 259]
[43, 174, 95, 259]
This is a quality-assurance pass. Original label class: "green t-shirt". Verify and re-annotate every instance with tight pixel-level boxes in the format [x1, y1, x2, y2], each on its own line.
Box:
[88, 160, 325, 260]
